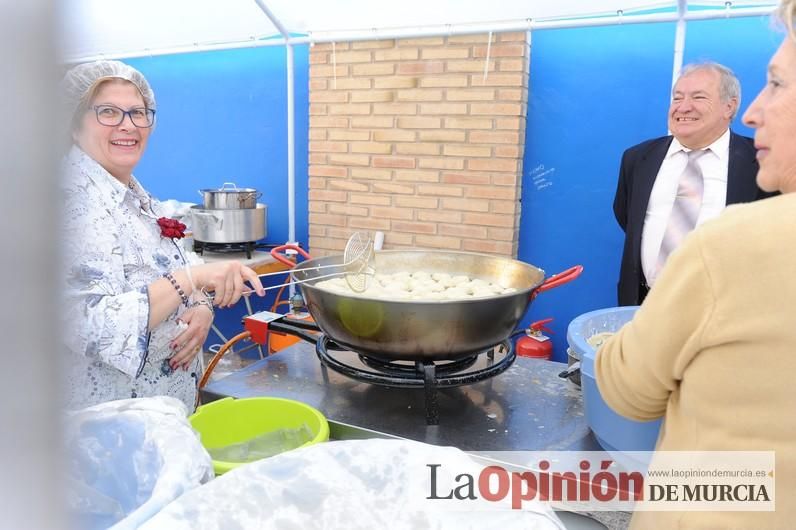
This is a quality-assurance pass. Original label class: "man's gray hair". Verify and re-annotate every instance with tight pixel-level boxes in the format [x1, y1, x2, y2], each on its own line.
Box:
[676, 62, 741, 119]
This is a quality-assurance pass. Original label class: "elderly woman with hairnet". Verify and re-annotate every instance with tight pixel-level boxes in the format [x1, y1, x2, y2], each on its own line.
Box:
[596, 0, 796, 527]
[61, 60, 265, 411]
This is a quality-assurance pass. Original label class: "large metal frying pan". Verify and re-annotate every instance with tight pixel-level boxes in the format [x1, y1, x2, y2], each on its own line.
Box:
[272, 248, 581, 361]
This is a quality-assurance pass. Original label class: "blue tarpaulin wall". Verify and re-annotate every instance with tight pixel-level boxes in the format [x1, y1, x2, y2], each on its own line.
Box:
[519, 16, 781, 360]
[127, 45, 310, 249]
[122, 18, 780, 359]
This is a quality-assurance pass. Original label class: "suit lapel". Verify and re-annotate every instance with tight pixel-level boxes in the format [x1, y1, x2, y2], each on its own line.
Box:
[632, 137, 672, 227]
[726, 132, 757, 204]
[626, 136, 672, 273]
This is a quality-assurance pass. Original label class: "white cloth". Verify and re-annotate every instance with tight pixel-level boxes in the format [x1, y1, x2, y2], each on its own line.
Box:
[61, 145, 200, 411]
[65, 397, 214, 530]
[641, 129, 730, 286]
[140, 439, 565, 530]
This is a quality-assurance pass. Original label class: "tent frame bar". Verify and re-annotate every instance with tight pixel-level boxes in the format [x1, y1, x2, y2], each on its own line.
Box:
[253, 0, 297, 256]
[64, 5, 775, 63]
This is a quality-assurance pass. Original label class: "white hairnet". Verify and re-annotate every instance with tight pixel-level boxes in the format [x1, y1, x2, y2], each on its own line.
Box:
[61, 60, 156, 127]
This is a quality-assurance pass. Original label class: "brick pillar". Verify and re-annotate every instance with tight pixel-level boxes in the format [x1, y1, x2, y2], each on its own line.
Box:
[308, 32, 529, 257]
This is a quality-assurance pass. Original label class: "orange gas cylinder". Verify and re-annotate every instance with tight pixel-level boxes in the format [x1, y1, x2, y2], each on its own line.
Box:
[516, 318, 554, 360]
[269, 312, 314, 353]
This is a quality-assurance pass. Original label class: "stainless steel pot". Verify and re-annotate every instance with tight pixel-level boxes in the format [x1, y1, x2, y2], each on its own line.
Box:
[281, 249, 581, 361]
[190, 204, 267, 243]
[559, 348, 582, 387]
[199, 182, 262, 209]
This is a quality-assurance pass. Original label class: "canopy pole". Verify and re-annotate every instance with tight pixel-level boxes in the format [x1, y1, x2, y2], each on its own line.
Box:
[672, 0, 688, 90]
[286, 41, 296, 249]
[252, 0, 297, 297]
[669, 0, 688, 135]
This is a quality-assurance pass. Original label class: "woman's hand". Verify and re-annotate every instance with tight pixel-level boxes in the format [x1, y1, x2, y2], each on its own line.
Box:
[169, 304, 213, 371]
[192, 261, 265, 308]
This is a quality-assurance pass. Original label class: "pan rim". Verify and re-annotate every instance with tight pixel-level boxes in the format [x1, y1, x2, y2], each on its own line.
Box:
[292, 249, 546, 303]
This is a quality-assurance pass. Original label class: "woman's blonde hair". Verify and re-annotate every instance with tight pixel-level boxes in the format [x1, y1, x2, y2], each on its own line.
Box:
[779, 0, 796, 41]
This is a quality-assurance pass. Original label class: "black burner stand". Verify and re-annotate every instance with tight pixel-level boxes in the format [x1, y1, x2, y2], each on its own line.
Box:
[194, 240, 257, 259]
[315, 337, 516, 425]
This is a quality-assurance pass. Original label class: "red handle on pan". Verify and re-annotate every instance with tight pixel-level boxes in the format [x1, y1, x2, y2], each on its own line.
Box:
[270, 244, 312, 268]
[531, 265, 583, 299]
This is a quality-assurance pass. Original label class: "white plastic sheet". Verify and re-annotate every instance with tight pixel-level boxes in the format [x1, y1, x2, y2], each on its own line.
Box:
[140, 438, 565, 530]
[157, 199, 197, 222]
[65, 396, 214, 530]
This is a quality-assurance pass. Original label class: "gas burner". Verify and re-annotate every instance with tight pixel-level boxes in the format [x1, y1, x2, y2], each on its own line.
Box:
[315, 336, 516, 425]
[358, 354, 479, 379]
[248, 317, 517, 425]
[194, 240, 257, 259]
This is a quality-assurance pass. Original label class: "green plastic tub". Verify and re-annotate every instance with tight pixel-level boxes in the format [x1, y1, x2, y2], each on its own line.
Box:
[190, 396, 330, 475]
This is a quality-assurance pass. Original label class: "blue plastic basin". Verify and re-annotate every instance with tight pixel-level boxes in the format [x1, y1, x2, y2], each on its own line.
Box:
[567, 306, 662, 454]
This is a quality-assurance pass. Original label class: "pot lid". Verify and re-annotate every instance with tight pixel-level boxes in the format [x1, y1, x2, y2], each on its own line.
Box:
[201, 182, 258, 193]
[201, 187, 258, 193]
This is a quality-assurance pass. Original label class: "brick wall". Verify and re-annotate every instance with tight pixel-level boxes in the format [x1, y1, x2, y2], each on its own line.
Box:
[307, 32, 529, 257]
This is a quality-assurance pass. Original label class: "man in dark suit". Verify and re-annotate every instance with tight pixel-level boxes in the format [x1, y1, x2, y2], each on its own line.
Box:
[614, 62, 773, 306]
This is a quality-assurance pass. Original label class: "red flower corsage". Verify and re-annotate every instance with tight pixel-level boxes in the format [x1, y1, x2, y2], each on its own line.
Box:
[157, 217, 187, 239]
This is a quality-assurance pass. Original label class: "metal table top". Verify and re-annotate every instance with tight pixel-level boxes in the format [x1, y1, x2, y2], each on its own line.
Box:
[201, 340, 602, 452]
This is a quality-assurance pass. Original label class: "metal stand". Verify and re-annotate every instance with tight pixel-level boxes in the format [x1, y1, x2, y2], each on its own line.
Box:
[314, 336, 516, 426]
[193, 240, 257, 259]
[422, 362, 439, 425]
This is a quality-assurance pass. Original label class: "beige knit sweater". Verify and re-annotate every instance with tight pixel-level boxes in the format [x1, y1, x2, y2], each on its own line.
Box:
[596, 193, 796, 529]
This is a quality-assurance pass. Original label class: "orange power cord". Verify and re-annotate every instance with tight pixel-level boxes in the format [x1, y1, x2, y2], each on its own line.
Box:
[200, 275, 295, 389]
[198, 330, 252, 390]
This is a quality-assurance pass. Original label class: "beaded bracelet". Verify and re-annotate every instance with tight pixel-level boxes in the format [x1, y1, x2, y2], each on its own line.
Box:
[163, 272, 189, 306]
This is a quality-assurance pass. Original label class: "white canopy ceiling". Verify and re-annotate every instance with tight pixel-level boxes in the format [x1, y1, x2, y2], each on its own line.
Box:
[60, 0, 777, 62]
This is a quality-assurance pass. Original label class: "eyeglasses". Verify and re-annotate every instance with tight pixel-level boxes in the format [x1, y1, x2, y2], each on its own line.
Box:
[92, 104, 156, 128]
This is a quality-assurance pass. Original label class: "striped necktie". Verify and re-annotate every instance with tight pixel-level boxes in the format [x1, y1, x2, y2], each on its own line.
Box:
[655, 149, 707, 276]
